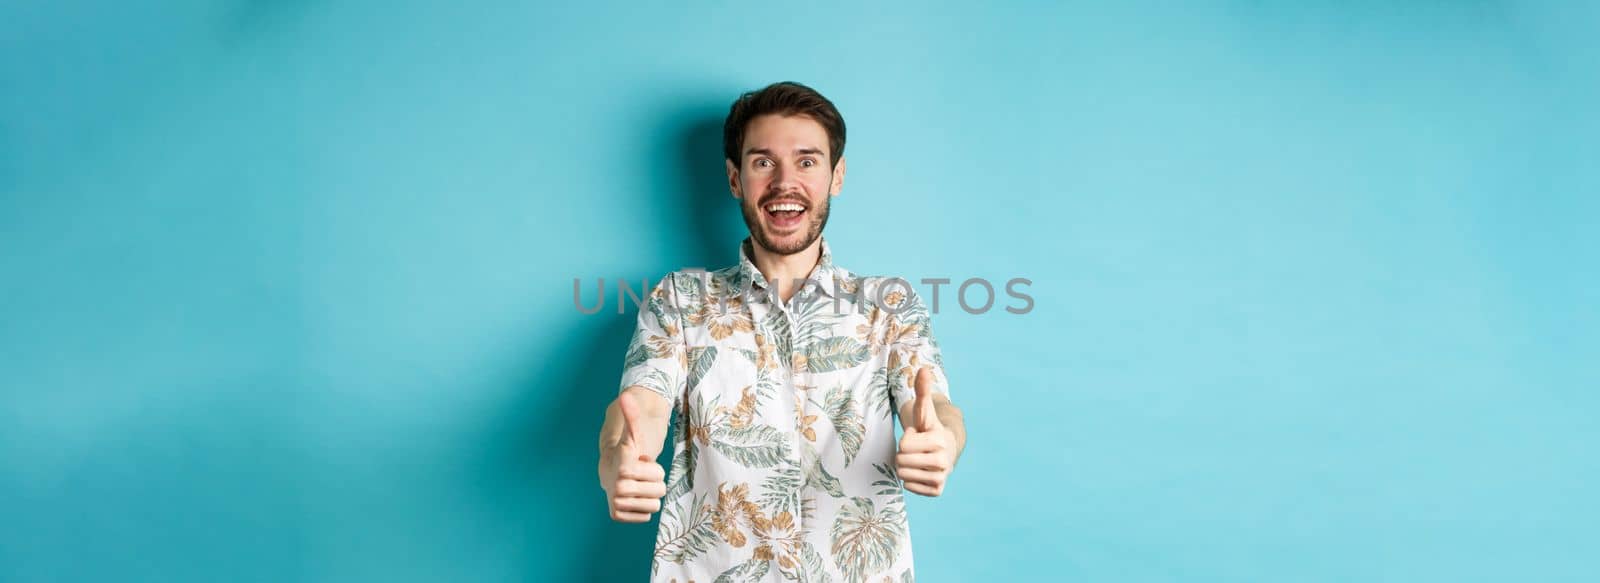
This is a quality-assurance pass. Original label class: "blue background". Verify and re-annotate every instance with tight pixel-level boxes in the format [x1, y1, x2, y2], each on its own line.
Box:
[3, 1, 1596, 581]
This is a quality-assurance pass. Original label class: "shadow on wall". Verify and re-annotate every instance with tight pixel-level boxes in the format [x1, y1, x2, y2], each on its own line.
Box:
[481, 96, 740, 581]
[662, 100, 749, 271]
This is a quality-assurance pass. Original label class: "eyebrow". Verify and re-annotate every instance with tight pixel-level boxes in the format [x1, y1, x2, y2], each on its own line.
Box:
[744, 147, 826, 158]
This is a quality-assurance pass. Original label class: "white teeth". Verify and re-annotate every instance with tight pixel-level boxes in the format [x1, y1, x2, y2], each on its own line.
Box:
[766, 203, 805, 213]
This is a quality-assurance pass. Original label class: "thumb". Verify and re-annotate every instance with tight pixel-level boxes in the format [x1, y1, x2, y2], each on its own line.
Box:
[912, 367, 940, 433]
[617, 393, 648, 461]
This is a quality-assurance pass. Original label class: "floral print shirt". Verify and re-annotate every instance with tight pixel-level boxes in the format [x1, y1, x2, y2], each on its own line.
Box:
[619, 237, 951, 582]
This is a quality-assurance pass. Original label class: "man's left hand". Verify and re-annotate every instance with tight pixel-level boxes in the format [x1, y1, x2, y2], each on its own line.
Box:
[896, 367, 959, 497]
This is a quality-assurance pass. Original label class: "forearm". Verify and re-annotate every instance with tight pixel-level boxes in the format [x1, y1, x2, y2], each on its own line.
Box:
[598, 401, 626, 451]
[935, 400, 966, 462]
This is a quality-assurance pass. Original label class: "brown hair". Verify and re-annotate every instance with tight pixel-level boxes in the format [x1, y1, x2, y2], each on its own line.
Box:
[723, 81, 846, 170]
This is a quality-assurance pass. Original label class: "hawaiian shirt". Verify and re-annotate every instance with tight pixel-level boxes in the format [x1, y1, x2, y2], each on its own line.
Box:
[619, 237, 951, 582]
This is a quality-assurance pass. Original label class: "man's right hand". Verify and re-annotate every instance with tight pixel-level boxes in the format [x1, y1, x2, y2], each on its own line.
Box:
[599, 391, 667, 523]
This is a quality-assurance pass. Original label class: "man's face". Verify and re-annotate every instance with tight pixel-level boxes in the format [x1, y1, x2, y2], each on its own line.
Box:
[727, 114, 846, 256]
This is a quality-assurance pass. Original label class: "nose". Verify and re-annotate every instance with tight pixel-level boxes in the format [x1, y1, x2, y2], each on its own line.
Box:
[771, 164, 801, 194]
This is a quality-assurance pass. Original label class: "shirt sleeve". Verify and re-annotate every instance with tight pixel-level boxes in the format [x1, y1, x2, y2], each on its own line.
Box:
[619, 273, 688, 408]
[884, 283, 951, 416]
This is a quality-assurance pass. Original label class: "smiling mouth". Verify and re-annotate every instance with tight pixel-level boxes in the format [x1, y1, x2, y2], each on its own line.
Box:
[763, 200, 808, 230]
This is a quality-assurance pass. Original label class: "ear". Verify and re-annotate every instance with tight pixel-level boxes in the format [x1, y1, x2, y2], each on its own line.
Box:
[829, 156, 846, 197]
[726, 159, 742, 199]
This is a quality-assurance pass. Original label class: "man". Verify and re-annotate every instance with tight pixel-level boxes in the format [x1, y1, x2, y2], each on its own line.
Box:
[597, 81, 967, 582]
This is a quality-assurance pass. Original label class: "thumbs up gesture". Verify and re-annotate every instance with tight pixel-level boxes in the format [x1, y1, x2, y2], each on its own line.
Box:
[600, 391, 667, 523]
[896, 367, 960, 497]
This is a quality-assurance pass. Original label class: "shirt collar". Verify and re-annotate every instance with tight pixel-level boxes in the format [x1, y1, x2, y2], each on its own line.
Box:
[735, 237, 840, 299]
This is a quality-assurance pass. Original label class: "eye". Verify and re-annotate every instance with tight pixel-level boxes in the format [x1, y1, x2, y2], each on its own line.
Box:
[800, 158, 816, 168]
[755, 158, 773, 168]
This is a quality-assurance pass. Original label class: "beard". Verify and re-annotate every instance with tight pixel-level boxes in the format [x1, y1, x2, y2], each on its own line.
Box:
[740, 190, 831, 256]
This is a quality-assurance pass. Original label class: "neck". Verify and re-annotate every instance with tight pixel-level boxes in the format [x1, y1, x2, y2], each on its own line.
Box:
[748, 237, 822, 303]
